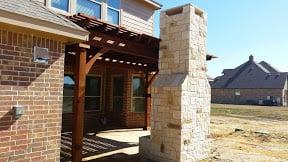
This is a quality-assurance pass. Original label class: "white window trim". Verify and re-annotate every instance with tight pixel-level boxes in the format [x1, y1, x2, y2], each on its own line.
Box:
[83, 0, 103, 19]
[106, 0, 121, 25]
[48, 0, 72, 16]
[47, 0, 122, 24]
[131, 75, 146, 113]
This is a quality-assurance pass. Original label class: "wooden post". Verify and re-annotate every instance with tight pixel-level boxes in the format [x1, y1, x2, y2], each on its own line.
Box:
[144, 71, 158, 130]
[144, 72, 151, 130]
[72, 47, 87, 162]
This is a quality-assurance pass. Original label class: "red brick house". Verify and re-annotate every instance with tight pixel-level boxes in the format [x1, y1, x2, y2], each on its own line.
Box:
[211, 55, 288, 106]
[0, 0, 162, 161]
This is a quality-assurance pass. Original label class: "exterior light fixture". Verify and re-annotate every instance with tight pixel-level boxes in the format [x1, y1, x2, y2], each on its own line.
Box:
[33, 46, 49, 64]
[13, 105, 25, 119]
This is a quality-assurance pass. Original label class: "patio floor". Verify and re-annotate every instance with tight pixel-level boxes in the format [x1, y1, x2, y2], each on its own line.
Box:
[61, 128, 150, 162]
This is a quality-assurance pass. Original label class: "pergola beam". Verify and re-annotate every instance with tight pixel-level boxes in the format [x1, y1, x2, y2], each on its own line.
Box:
[88, 31, 158, 60]
[87, 40, 158, 63]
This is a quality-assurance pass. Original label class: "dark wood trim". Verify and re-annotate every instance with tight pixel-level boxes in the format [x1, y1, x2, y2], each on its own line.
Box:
[85, 48, 110, 74]
[148, 70, 159, 87]
[144, 72, 150, 130]
[67, 13, 160, 63]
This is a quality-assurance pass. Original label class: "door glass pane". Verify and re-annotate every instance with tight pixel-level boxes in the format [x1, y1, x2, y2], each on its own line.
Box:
[107, 0, 120, 9]
[52, 0, 69, 11]
[64, 75, 75, 96]
[77, 0, 101, 19]
[86, 76, 101, 96]
[63, 74, 74, 113]
[85, 97, 100, 111]
[113, 97, 123, 112]
[113, 76, 124, 111]
[113, 77, 124, 97]
[108, 8, 120, 25]
[63, 97, 73, 112]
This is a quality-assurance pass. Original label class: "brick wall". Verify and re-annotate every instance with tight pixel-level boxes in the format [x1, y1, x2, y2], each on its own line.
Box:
[0, 29, 65, 161]
[212, 88, 285, 106]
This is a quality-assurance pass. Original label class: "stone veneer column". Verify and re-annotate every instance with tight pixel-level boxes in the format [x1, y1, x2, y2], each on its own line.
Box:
[139, 4, 210, 162]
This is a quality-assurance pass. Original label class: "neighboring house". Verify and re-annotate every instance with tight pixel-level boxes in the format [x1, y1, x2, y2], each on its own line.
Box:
[0, 0, 161, 161]
[207, 75, 214, 85]
[211, 55, 288, 106]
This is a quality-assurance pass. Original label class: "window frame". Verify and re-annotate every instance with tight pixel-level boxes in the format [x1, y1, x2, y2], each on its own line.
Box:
[131, 75, 146, 113]
[50, 0, 71, 15]
[112, 75, 124, 112]
[85, 74, 103, 112]
[76, 0, 103, 19]
[106, 0, 121, 25]
[62, 73, 103, 113]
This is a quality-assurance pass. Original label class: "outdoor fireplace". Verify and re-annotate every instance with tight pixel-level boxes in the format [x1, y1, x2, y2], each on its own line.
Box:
[139, 4, 211, 162]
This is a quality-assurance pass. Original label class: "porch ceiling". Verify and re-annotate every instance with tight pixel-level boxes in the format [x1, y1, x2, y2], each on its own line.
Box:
[66, 13, 160, 72]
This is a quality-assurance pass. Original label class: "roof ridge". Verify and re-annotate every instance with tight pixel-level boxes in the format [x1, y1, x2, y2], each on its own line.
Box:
[259, 61, 280, 73]
[255, 62, 270, 73]
[222, 61, 251, 88]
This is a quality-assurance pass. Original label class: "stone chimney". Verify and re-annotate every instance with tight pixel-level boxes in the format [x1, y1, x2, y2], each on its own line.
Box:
[139, 4, 210, 162]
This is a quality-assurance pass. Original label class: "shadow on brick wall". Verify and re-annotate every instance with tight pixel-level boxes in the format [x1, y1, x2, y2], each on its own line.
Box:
[0, 109, 16, 131]
[0, 49, 60, 87]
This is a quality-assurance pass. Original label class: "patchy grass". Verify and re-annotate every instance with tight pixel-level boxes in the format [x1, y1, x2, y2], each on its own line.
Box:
[211, 104, 288, 121]
[204, 105, 288, 161]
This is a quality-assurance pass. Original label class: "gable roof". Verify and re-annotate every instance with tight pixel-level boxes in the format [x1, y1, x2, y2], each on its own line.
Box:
[0, 0, 88, 41]
[212, 55, 288, 89]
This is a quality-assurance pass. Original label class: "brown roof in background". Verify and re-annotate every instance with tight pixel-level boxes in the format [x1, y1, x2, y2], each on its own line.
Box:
[212, 55, 288, 89]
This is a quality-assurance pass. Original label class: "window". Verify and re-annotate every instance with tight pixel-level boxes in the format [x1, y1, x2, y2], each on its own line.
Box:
[113, 76, 124, 112]
[85, 76, 102, 111]
[107, 0, 120, 25]
[77, 0, 102, 19]
[62, 74, 102, 113]
[51, 0, 70, 12]
[63, 74, 75, 113]
[132, 76, 146, 112]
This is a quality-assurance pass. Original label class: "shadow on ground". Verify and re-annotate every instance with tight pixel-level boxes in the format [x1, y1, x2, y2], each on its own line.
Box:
[60, 131, 140, 162]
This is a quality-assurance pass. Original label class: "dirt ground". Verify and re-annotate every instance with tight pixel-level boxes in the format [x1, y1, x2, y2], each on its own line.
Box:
[202, 104, 288, 162]
[62, 104, 288, 162]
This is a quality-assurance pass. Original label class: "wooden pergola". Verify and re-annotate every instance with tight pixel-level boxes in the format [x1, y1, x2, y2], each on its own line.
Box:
[65, 13, 160, 162]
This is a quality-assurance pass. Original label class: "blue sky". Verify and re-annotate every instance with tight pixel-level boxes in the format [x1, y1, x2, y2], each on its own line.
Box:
[153, 0, 288, 77]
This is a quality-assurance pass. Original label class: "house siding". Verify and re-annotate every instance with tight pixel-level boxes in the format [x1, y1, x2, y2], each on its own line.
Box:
[44, 0, 156, 36]
[121, 0, 155, 35]
[212, 88, 287, 106]
[0, 28, 65, 161]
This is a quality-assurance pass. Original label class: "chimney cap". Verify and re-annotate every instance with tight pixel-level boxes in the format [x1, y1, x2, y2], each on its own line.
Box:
[249, 55, 254, 61]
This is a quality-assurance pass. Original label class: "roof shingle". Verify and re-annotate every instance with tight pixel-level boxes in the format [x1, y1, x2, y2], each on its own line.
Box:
[212, 56, 288, 89]
[0, 0, 85, 31]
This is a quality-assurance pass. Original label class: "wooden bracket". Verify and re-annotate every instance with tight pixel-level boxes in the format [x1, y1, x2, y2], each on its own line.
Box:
[85, 48, 110, 74]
